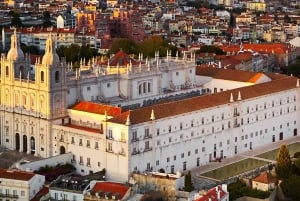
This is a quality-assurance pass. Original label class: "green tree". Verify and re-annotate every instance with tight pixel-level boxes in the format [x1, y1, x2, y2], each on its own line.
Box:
[280, 174, 300, 200]
[138, 36, 178, 58]
[43, 11, 52, 27]
[196, 45, 225, 55]
[183, 171, 194, 192]
[109, 38, 138, 55]
[275, 144, 292, 179]
[9, 11, 22, 27]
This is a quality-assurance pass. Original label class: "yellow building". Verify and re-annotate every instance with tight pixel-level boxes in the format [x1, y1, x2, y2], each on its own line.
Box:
[246, 1, 267, 12]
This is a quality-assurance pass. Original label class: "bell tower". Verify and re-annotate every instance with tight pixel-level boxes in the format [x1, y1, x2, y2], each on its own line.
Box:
[34, 35, 67, 120]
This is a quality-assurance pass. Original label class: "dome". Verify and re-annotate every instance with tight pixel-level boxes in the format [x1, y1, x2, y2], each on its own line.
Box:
[7, 30, 24, 61]
[42, 36, 60, 66]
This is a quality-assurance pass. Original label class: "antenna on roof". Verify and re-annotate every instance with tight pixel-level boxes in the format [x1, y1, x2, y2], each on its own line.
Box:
[230, 93, 234, 103]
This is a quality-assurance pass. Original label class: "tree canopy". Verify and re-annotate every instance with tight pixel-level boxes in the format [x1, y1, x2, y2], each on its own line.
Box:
[183, 171, 194, 192]
[109, 36, 178, 58]
[276, 144, 292, 180]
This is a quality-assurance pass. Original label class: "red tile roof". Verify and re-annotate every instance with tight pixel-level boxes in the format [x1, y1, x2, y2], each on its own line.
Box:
[108, 74, 297, 125]
[221, 43, 291, 54]
[195, 185, 228, 201]
[108, 50, 139, 66]
[64, 124, 103, 134]
[0, 168, 35, 181]
[196, 66, 264, 82]
[30, 186, 49, 201]
[70, 101, 122, 117]
[92, 182, 130, 199]
[253, 172, 276, 184]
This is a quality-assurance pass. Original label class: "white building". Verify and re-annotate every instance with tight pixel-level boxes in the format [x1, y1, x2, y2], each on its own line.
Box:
[1, 31, 300, 183]
[0, 168, 45, 201]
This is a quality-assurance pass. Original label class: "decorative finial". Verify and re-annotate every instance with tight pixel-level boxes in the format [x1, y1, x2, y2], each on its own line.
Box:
[230, 92, 234, 103]
[125, 114, 131, 126]
[237, 91, 242, 101]
[150, 109, 155, 120]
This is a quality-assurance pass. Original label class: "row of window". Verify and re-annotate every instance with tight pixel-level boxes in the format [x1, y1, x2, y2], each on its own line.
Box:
[131, 104, 296, 141]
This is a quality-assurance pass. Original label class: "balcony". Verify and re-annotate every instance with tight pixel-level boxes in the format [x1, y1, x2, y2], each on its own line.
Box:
[144, 147, 153, 152]
[0, 193, 18, 198]
[144, 134, 152, 139]
[234, 123, 240, 128]
[131, 150, 140, 155]
[234, 112, 240, 117]
[131, 138, 139, 142]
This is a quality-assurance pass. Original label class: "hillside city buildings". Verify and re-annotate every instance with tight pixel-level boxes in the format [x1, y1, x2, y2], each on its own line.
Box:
[1, 30, 300, 184]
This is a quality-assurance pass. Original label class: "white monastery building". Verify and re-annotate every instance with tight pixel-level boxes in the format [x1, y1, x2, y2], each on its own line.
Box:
[1, 30, 300, 182]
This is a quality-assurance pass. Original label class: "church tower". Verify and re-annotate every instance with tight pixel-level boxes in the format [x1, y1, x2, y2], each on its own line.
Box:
[0, 29, 30, 110]
[34, 35, 67, 120]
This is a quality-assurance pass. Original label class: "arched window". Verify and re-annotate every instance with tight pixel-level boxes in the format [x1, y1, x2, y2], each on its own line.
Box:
[55, 71, 60, 83]
[41, 71, 44, 82]
[5, 66, 9, 77]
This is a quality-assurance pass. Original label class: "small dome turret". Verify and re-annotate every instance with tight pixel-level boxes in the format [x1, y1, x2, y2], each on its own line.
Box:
[7, 29, 24, 61]
[42, 35, 60, 66]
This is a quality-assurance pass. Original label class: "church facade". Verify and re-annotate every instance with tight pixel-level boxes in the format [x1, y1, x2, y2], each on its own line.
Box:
[1, 31, 300, 182]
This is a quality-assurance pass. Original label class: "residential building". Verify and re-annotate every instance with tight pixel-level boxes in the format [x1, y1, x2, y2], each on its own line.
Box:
[252, 171, 276, 191]
[193, 185, 229, 201]
[0, 168, 45, 201]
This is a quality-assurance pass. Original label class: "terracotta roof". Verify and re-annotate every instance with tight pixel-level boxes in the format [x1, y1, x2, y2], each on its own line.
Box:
[30, 186, 49, 201]
[108, 50, 139, 66]
[108, 75, 297, 125]
[221, 43, 291, 54]
[64, 124, 103, 134]
[69, 101, 122, 117]
[92, 182, 130, 199]
[253, 172, 276, 184]
[196, 66, 264, 82]
[0, 168, 35, 181]
[195, 185, 228, 201]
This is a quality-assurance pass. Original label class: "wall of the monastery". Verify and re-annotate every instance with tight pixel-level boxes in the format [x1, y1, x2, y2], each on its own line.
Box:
[67, 109, 105, 130]
[129, 88, 299, 174]
[0, 112, 53, 158]
[203, 79, 252, 93]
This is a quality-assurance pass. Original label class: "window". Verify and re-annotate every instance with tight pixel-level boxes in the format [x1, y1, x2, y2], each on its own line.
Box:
[202, 147, 205, 152]
[71, 137, 75, 144]
[86, 140, 90, 147]
[87, 86, 91, 91]
[181, 153, 184, 158]
[87, 157, 91, 166]
[169, 137, 172, 142]
[5, 66, 9, 76]
[108, 129, 113, 139]
[21, 191, 25, 196]
[107, 83, 110, 88]
[156, 128, 160, 136]
[180, 122, 183, 130]
[176, 72, 179, 76]
[55, 71, 60, 83]
[145, 141, 150, 150]
[183, 161, 186, 171]
[156, 160, 159, 166]
[167, 157, 170, 162]
[132, 130, 137, 141]
[168, 125, 172, 133]
[188, 151, 191, 156]
[95, 141, 99, 149]
[79, 139, 82, 146]
[79, 156, 83, 164]
[195, 149, 198, 154]
[108, 142, 112, 151]
[174, 155, 176, 160]
[144, 128, 150, 138]
[41, 71, 44, 82]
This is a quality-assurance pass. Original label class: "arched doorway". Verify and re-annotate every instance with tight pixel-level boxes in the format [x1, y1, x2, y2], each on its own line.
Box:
[60, 146, 66, 154]
[30, 137, 35, 155]
[15, 133, 20, 151]
[23, 135, 27, 152]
